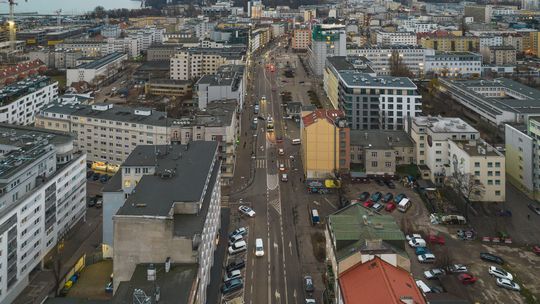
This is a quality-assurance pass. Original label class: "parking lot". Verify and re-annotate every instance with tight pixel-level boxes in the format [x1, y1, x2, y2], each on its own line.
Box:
[343, 178, 540, 303]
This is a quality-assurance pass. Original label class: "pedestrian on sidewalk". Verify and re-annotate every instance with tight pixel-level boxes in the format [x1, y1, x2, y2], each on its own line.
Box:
[528, 214, 530, 220]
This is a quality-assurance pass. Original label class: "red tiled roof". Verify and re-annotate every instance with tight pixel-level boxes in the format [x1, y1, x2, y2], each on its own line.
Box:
[339, 257, 426, 304]
[417, 30, 453, 39]
[0, 59, 46, 84]
[302, 109, 344, 127]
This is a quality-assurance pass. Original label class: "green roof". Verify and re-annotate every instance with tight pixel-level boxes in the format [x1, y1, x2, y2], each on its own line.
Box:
[328, 204, 406, 260]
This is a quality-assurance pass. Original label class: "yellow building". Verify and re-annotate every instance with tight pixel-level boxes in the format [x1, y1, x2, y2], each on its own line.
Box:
[419, 36, 479, 52]
[524, 31, 540, 57]
[301, 110, 350, 179]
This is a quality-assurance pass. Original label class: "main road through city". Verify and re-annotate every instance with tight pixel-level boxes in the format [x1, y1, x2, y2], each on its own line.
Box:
[230, 40, 305, 304]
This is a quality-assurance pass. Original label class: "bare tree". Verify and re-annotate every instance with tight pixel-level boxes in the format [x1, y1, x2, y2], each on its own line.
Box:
[446, 172, 486, 218]
[45, 240, 65, 296]
[389, 51, 413, 78]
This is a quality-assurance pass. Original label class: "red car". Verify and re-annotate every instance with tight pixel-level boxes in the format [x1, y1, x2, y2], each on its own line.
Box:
[533, 245, 540, 255]
[458, 273, 478, 285]
[363, 200, 374, 208]
[428, 235, 446, 245]
[385, 202, 397, 212]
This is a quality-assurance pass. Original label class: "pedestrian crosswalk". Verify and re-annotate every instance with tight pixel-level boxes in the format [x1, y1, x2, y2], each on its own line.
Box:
[256, 159, 266, 168]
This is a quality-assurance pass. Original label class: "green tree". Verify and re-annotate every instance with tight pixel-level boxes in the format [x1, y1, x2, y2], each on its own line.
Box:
[93, 6, 106, 19]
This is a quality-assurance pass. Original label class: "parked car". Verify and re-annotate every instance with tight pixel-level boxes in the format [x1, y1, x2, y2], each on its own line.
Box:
[418, 253, 436, 263]
[415, 247, 432, 256]
[92, 172, 101, 181]
[363, 201, 374, 208]
[496, 278, 520, 291]
[480, 252, 504, 265]
[281, 174, 288, 182]
[496, 209, 512, 217]
[370, 192, 382, 202]
[385, 202, 397, 212]
[528, 203, 540, 215]
[305, 299, 316, 304]
[221, 278, 243, 294]
[304, 276, 314, 292]
[226, 259, 245, 272]
[428, 235, 446, 245]
[99, 175, 109, 183]
[224, 269, 242, 283]
[278, 148, 285, 155]
[424, 268, 446, 280]
[382, 192, 393, 203]
[105, 281, 113, 293]
[228, 240, 247, 255]
[447, 264, 468, 273]
[276, 136, 283, 143]
[406, 234, 423, 241]
[458, 273, 478, 285]
[394, 193, 406, 203]
[239, 205, 256, 217]
[533, 245, 540, 255]
[95, 199, 102, 208]
[87, 196, 97, 207]
[229, 227, 247, 239]
[86, 171, 94, 178]
[376, 179, 385, 186]
[371, 203, 384, 212]
[385, 180, 396, 189]
[358, 192, 370, 202]
[229, 234, 244, 245]
[488, 266, 513, 280]
[430, 286, 445, 293]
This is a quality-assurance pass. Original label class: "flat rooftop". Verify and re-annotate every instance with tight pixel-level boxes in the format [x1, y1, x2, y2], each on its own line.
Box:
[0, 76, 54, 106]
[41, 102, 169, 127]
[451, 139, 503, 157]
[412, 116, 478, 133]
[0, 124, 73, 180]
[441, 78, 540, 115]
[117, 142, 218, 217]
[113, 263, 197, 304]
[326, 56, 375, 74]
[338, 72, 417, 89]
[350, 130, 414, 149]
[76, 52, 126, 70]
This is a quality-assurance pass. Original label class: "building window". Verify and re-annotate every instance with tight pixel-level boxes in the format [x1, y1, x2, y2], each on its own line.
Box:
[474, 162, 480, 167]
[371, 152, 377, 157]
[371, 161, 378, 167]
[385, 162, 391, 167]
[495, 162, 501, 167]
[487, 162, 493, 168]
[495, 190, 501, 196]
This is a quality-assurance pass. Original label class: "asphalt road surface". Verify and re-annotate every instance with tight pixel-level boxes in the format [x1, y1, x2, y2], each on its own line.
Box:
[227, 41, 306, 304]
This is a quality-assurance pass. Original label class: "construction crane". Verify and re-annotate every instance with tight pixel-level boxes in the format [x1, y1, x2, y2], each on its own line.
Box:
[55, 9, 61, 27]
[1, 0, 27, 52]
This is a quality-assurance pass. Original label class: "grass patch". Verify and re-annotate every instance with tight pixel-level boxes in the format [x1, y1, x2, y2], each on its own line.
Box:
[51, 75, 66, 89]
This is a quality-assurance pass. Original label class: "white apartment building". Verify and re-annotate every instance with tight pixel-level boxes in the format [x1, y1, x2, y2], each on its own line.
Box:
[375, 30, 417, 46]
[102, 25, 121, 38]
[101, 37, 140, 58]
[0, 76, 58, 125]
[66, 52, 128, 86]
[309, 24, 347, 75]
[111, 142, 221, 304]
[0, 124, 86, 304]
[170, 47, 245, 81]
[35, 103, 169, 165]
[336, 72, 422, 130]
[125, 27, 165, 51]
[424, 51, 482, 77]
[407, 116, 479, 184]
[347, 45, 435, 76]
[479, 35, 503, 49]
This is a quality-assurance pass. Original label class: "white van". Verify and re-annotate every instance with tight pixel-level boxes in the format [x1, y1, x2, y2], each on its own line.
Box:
[255, 238, 264, 257]
[292, 139, 301, 145]
[397, 198, 411, 213]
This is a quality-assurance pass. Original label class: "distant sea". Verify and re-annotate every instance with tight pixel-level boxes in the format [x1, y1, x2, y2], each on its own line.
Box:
[0, 0, 140, 15]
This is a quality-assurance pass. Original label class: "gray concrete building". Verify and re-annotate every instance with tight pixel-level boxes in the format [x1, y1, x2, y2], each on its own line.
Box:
[194, 64, 245, 110]
[110, 142, 221, 304]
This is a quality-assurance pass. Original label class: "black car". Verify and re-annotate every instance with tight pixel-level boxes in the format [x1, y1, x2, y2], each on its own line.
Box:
[92, 172, 101, 181]
[385, 180, 396, 189]
[528, 203, 540, 215]
[87, 197, 97, 207]
[358, 192, 370, 202]
[376, 179, 385, 186]
[480, 252, 504, 265]
[86, 171, 94, 178]
[382, 192, 394, 203]
[100, 175, 109, 183]
[226, 259, 246, 272]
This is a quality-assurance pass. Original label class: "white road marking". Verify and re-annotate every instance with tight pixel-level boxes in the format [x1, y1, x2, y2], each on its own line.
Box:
[324, 196, 337, 209]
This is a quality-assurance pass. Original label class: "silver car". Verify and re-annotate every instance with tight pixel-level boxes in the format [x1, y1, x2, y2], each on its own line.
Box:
[496, 278, 520, 291]
[489, 266, 513, 280]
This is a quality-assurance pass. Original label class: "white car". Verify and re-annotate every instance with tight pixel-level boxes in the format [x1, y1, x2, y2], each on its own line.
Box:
[255, 238, 265, 257]
[228, 240, 247, 255]
[239, 205, 256, 217]
[496, 278, 520, 291]
[418, 253, 436, 263]
[406, 234, 422, 241]
[424, 268, 446, 279]
[489, 266, 513, 281]
[408, 238, 427, 248]
[229, 234, 244, 245]
[279, 163, 286, 171]
[448, 264, 468, 273]
[278, 148, 285, 155]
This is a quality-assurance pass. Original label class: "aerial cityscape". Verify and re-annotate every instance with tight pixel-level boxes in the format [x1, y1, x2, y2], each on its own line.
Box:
[0, 0, 539, 303]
